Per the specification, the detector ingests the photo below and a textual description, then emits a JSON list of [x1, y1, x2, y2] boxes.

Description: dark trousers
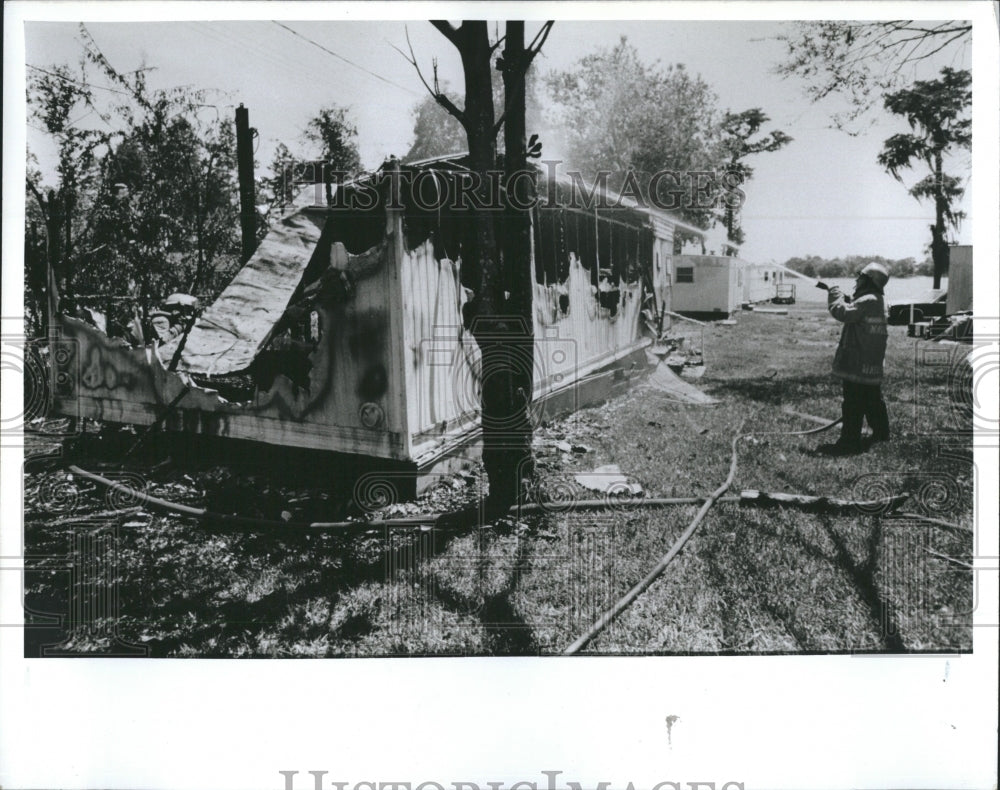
[[840, 380, 890, 444]]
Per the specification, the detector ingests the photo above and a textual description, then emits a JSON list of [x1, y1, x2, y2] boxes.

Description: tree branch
[[26, 179, 49, 218], [493, 22, 554, 136], [525, 21, 555, 65], [430, 21, 462, 47], [394, 26, 467, 128]]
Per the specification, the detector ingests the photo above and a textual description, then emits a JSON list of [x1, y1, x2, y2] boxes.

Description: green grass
[[22, 303, 975, 656]]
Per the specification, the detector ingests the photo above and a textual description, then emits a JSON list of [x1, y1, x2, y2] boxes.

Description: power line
[[187, 22, 310, 84], [26, 64, 130, 96], [271, 21, 420, 96]]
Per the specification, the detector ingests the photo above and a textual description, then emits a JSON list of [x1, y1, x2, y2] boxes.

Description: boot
[[870, 400, 890, 442], [819, 409, 864, 455]]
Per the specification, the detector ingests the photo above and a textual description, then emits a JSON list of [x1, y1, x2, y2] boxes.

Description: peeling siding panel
[[400, 240, 480, 461], [532, 255, 646, 395], [246, 238, 406, 458], [162, 209, 325, 375]]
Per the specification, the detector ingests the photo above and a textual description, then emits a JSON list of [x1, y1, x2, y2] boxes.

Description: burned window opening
[[597, 269, 621, 317], [250, 334, 315, 393], [325, 207, 384, 256], [563, 208, 597, 275], [188, 371, 256, 404], [533, 206, 568, 285]]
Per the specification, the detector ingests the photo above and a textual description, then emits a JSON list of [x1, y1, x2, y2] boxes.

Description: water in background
[[790, 275, 948, 305]]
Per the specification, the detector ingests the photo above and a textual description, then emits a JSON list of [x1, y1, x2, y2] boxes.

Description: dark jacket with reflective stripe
[[827, 285, 888, 384]]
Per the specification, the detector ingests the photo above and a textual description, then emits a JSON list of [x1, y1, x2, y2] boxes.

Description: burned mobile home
[[51, 155, 705, 494]]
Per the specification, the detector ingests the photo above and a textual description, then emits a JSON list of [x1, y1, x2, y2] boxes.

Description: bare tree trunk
[[426, 20, 551, 521], [931, 152, 947, 290], [484, 20, 535, 513], [439, 21, 522, 519]]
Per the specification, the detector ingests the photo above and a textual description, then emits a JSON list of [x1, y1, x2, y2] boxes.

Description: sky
[[19, 12, 975, 265]]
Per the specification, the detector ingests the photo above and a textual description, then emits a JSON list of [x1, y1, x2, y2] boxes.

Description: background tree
[[403, 69, 543, 164], [262, 105, 362, 211], [302, 104, 362, 173], [546, 37, 725, 230], [301, 104, 362, 205], [877, 67, 971, 289], [783, 253, 925, 280], [25, 61, 113, 333], [716, 109, 792, 248], [404, 89, 469, 162], [25, 25, 243, 337], [261, 142, 297, 216], [774, 20, 971, 132]]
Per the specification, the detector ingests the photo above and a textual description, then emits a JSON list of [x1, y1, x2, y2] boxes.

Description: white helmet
[[860, 262, 890, 289]]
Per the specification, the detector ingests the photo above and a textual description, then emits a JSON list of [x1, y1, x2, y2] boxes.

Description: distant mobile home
[[671, 255, 744, 319], [742, 261, 783, 305]]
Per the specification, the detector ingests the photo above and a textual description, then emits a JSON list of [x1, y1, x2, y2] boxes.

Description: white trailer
[[742, 261, 781, 305], [671, 255, 744, 318]]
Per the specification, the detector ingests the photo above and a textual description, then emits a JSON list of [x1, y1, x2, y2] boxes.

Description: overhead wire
[[27, 63, 129, 96], [271, 21, 421, 96], [186, 22, 314, 84]]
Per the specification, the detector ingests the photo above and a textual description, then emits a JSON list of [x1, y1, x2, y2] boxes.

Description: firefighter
[[818, 262, 891, 455]]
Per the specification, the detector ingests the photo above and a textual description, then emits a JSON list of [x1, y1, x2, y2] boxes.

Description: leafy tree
[[86, 109, 241, 320], [25, 24, 243, 337], [404, 89, 469, 162], [877, 67, 971, 289], [403, 69, 542, 163], [262, 142, 298, 213], [25, 61, 114, 332], [774, 21, 971, 131], [546, 37, 725, 229], [303, 104, 361, 170], [717, 109, 792, 247], [783, 254, 928, 280], [303, 104, 361, 205]]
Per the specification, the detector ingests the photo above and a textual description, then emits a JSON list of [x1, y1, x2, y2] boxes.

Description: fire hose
[[564, 424, 747, 655], [64, 414, 965, 655], [560, 413, 930, 655]]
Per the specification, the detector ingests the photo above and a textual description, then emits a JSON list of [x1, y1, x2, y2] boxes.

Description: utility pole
[[235, 104, 257, 263]]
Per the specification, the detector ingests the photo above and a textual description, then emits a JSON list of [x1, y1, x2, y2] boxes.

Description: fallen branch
[[68, 465, 400, 531], [68, 462, 914, 534], [739, 489, 909, 513]]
